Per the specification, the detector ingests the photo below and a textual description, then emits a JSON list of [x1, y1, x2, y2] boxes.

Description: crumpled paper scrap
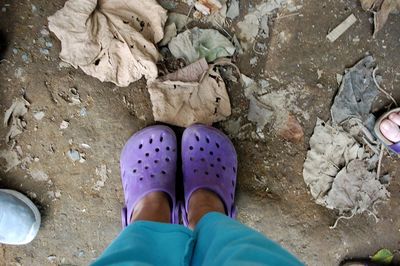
[[148, 58, 231, 127], [48, 0, 167, 87]]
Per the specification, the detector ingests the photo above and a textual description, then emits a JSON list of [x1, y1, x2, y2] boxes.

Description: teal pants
[[92, 212, 303, 266]]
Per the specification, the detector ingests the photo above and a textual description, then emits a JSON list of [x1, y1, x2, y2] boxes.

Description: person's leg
[[189, 190, 303, 266], [92, 192, 193, 266], [92, 126, 193, 266], [181, 125, 303, 266]]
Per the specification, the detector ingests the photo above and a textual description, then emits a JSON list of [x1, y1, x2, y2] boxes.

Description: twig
[[330, 211, 356, 229], [185, 4, 194, 31], [376, 143, 385, 178], [373, 67, 398, 107], [275, 12, 300, 20]]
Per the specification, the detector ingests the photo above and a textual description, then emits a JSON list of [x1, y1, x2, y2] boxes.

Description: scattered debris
[[168, 27, 235, 63], [237, 0, 287, 50], [276, 113, 304, 143], [226, 0, 239, 19], [48, 0, 168, 87], [148, 58, 231, 127], [60, 120, 69, 130], [4, 96, 30, 143], [360, 0, 400, 36], [160, 13, 193, 46], [195, 0, 222, 15], [93, 164, 109, 191], [326, 14, 357, 43], [33, 111, 45, 121], [79, 143, 91, 149], [29, 169, 49, 182], [241, 74, 306, 142], [0, 149, 21, 172]]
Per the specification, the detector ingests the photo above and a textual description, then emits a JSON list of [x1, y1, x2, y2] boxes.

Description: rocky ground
[[0, 0, 399, 265]]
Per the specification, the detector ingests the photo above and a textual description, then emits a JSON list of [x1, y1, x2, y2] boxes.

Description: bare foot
[[380, 112, 400, 143], [130, 192, 171, 224], [187, 189, 225, 230]]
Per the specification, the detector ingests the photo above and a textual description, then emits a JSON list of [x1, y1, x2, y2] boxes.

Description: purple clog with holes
[[120, 125, 178, 228], [181, 124, 238, 226]]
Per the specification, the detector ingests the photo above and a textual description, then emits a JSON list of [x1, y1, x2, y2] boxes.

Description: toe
[[388, 112, 400, 126], [380, 119, 400, 143]]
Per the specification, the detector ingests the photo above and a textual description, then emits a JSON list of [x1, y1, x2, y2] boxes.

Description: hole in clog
[[155, 148, 160, 152], [138, 160, 142, 164], [205, 171, 209, 175], [216, 174, 220, 178], [201, 158, 205, 162], [209, 151, 213, 155], [189, 146, 194, 150], [206, 137, 210, 143], [194, 169, 198, 173], [200, 147, 204, 151], [139, 177, 143, 181], [154, 160, 159, 164], [222, 166, 226, 170], [145, 153, 149, 157], [161, 171, 166, 175], [233, 167, 236, 173], [165, 158, 170, 162], [232, 180, 235, 187], [166, 146, 170, 151], [145, 166, 149, 170], [210, 163, 214, 167], [216, 142, 220, 148], [133, 169, 137, 173], [149, 138, 153, 144], [160, 136, 163, 142], [190, 157, 194, 161], [195, 135, 200, 141], [150, 174, 155, 178], [172, 148, 176, 152], [139, 144, 143, 149], [217, 158, 221, 162]]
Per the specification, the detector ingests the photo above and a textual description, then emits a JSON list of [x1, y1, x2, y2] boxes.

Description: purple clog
[[181, 124, 238, 226], [120, 125, 178, 228]]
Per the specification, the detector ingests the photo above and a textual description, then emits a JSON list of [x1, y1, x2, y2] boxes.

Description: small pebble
[[80, 107, 87, 117], [39, 48, 49, 55], [40, 28, 50, 36], [45, 41, 53, 48], [21, 53, 29, 63], [67, 149, 80, 161], [12, 48, 18, 54], [33, 111, 45, 120], [31, 4, 37, 13], [60, 120, 69, 129]]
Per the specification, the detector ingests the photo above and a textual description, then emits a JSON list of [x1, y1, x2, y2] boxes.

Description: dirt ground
[[0, 0, 399, 265]]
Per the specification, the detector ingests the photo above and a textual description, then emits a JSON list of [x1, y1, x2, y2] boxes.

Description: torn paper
[[48, 0, 167, 87], [168, 27, 235, 63], [148, 58, 231, 127]]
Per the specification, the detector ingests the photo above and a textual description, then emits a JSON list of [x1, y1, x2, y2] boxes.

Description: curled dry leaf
[[360, 0, 400, 35], [48, 0, 167, 87]]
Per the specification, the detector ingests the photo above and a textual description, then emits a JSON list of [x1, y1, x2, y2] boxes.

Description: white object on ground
[[326, 14, 357, 42]]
